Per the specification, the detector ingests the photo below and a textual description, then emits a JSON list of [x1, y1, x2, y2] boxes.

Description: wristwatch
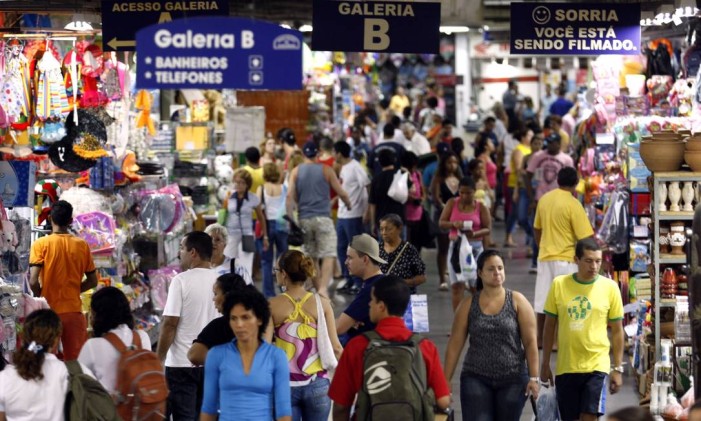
[[611, 365, 624, 373], [529, 377, 539, 382]]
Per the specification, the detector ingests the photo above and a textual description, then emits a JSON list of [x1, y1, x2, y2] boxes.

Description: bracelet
[[529, 377, 539, 382]]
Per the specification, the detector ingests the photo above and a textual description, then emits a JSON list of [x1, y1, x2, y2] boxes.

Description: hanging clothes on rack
[[0, 38, 31, 126]]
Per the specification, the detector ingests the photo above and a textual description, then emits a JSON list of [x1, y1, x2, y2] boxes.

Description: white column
[[454, 32, 471, 139]]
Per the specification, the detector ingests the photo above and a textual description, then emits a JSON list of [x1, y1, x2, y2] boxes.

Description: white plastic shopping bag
[[447, 234, 477, 286], [534, 382, 560, 421], [387, 169, 409, 204]]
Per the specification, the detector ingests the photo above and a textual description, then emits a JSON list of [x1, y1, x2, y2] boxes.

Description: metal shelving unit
[[652, 172, 701, 355]]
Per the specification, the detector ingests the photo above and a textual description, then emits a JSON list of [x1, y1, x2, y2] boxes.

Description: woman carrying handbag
[[269, 250, 343, 421]]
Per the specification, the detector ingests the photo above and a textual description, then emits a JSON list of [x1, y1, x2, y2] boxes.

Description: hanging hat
[[48, 109, 108, 172]]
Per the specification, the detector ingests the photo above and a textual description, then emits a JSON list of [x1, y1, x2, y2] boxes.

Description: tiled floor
[[327, 219, 641, 420]]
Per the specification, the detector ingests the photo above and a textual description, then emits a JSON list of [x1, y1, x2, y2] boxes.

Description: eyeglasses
[[273, 267, 280, 274]]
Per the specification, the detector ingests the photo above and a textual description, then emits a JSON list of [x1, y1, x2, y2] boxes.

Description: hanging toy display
[[0, 39, 31, 128]]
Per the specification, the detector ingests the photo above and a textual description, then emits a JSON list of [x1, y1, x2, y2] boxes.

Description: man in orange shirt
[[29, 200, 97, 360]]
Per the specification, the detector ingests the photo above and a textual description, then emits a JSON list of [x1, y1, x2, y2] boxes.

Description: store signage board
[[135, 17, 303, 90], [101, 0, 229, 51], [510, 3, 641, 55], [311, 0, 440, 53]]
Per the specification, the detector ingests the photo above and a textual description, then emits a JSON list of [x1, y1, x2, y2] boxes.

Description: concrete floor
[[325, 220, 641, 420]]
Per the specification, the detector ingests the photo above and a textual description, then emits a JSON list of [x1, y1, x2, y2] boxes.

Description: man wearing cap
[[287, 141, 352, 296], [336, 234, 386, 339]]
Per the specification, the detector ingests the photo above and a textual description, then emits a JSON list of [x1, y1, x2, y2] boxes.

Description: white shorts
[[534, 260, 578, 313]]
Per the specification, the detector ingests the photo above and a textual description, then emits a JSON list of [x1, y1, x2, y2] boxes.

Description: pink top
[[449, 200, 483, 239], [405, 171, 424, 222], [526, 151, 574, 201], [479, 156, 497, 189]]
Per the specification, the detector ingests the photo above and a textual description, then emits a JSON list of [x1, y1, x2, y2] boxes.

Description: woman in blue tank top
[[442, 249, 540, 421]]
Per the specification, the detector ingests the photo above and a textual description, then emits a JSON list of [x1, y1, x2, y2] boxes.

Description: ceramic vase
[[661, 267, 678, 298], [669, 181, 682, 212], [696, 182, 701, 205], [659, 182, 668, 212], [683, 182, 695, 211], [670, 222, 686, 255]]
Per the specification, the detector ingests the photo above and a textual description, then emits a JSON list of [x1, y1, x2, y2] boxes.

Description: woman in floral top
[[378, 213, 426, 294]]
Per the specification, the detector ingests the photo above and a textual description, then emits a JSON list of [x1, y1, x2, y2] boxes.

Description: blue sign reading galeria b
[[136, 17, 303, 90], [510, 3, 641, 55]]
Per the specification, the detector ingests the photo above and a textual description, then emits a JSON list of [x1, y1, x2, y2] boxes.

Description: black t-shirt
[[193, 316, 234, 348], [370, 170, 406, 223]]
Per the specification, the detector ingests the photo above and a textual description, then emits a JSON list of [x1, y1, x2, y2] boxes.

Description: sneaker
[[349, 284, 361, 295], [439, 283, 449, 291], [529, 265, 538, 274]]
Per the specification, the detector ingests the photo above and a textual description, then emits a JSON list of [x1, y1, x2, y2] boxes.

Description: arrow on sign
[[107, 38, 136, 50]]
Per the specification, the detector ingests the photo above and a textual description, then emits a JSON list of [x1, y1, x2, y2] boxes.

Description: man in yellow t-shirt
[[540, 238, 624, 421], [533, 167, 594, 346]]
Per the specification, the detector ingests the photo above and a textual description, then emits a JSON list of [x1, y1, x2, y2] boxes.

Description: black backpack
[[356, 331, 435, 421]]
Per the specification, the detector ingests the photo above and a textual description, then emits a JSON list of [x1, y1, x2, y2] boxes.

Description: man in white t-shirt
[[402, 122, 431, 156], [334, 140, 371, 294], [157, 231, 219, 420]]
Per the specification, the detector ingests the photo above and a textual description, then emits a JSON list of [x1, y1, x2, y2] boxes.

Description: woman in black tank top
[[443, 249, 540, 421], [430, 152, 461, 291]]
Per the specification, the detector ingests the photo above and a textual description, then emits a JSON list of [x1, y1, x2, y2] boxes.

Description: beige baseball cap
[[350, 234, 387, 265]]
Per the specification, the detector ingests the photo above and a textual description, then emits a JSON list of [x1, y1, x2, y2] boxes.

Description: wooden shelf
[[659, 254, 687, 264], [654, 171, 701, 181], [659, 211, 695, 220]]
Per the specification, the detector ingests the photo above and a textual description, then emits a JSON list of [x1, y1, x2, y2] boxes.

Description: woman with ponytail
[[443, 249, 540, 421], [269, 250, 342, 421], [0, 309, 93, 420]]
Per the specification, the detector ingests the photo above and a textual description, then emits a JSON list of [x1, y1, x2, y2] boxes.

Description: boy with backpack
[[328, 275, 451, 420]]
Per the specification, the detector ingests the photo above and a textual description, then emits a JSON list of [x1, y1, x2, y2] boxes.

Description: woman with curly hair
[[269, 250, 342, 421], [0, 309, 94, 420], [78, 286, 152, 395], [201, 288, 292, 421]]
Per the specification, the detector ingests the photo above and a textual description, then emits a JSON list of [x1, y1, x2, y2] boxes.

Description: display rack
[[652, 172, 700, 356]]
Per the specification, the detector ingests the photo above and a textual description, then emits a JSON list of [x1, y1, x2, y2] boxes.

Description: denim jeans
[[337, 217, 364, 286], [256, 220, 289, 298], [460, 371, 529, 421], [506, 188, 533, 241], [165, 366, 204, 421], [291, 377, 331, 421]]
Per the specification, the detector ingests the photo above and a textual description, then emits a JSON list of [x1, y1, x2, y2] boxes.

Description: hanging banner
[[311, 0, 440, 53], [102, 0, 229, 51], [136, 17, 303, 90], [510, 3, 641, 55]]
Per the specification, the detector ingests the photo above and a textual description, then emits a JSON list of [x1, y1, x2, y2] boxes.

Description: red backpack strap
[[103, 332, 128, 353], [131, 330, 142, 350]]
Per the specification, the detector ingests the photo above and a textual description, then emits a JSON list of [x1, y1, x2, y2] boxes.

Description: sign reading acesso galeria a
[[510, 3, 641, 55]]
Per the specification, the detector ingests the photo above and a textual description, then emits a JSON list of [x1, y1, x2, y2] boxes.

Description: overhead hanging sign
[[101, 0, 229, 51], [510, 3, 641, 55], [135, 17, 304, 90], [311, 0, 440, 53]]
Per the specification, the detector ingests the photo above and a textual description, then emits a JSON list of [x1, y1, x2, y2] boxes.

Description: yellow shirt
[[534, 189, 593, 262], [543, 274, 624, 375], [508, 143, 531, 187], [559, 129, 571, 154], [242, 165, 264, 219], [389, 94, 410, 116]]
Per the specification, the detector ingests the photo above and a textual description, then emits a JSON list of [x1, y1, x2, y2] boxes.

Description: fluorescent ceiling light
[[280, 24, 291, 29], [440, 26, 469, 34], [299, 24, 313, 32]]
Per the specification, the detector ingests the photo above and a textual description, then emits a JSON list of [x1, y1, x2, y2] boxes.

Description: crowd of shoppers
[[3, 79, 629, 421]]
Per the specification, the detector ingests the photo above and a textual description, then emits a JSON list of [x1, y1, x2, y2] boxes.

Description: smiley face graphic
[[532, 6, 551, 25]]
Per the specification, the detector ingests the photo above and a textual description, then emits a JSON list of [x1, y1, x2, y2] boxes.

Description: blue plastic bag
[[535, 382, 560, 421]]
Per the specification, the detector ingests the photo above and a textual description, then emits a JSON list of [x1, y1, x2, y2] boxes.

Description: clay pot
[[652, 131, 683, 141], [685, 150, 701, 171], [678, 129, 692, 137], [640, 139, 685, 172], [685, 140, 701, 151]]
